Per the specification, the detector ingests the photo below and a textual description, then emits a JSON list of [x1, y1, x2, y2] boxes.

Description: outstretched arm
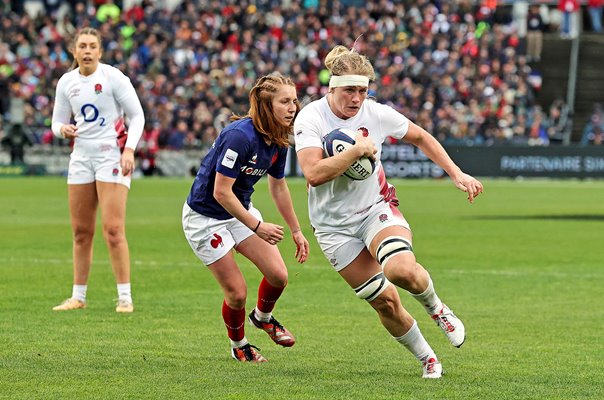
[[403, 121, 484, 203]]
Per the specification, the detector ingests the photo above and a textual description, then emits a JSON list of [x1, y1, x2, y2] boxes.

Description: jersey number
[[81, 104, 106, 126]]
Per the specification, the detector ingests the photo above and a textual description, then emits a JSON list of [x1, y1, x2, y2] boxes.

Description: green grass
[[1, 177, 603, 399]]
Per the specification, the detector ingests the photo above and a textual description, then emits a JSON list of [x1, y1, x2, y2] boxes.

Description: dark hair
[[69, 28, 102, 71], [232, 74, 299, 148]]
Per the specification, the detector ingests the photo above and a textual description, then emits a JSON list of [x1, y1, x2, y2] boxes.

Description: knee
[[267, 272, 288, 288], [383, 257, 418, 287], [72, 226, 94, 247], [225, 288, 247, 309], [103, 224, 125, 248], [264, 266, 288, 288], [370, 291, 400, 318]]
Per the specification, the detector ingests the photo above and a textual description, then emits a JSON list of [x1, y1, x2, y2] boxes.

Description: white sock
[[230, 338, 249, 348], [254, 307, 271, 323], [117, 283, 132, 303], [393, 320, 437, 363], [410, 277, 443, 315], [72, 285, 87, 302]]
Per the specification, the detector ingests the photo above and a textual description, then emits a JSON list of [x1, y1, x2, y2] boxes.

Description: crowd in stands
[[1, 0, 602, 172]]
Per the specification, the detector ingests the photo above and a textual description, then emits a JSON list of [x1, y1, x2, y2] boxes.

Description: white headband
[[329, 75, 370, 88]]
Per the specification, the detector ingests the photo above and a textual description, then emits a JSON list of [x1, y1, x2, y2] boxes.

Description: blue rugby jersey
[[186, 118, 288, 220]]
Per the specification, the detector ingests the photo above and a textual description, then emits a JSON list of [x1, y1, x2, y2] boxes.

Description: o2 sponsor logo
[[80, 103, 106, 126]]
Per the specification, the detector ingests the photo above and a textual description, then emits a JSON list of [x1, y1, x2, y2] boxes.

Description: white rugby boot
[[422, 357, 443, 379], [431, 304, 465, 348]]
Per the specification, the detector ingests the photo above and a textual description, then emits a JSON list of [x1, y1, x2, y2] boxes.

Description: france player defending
[[182, 74, 309, 362], [294, 45, 483, 378], [51, 28, 144, 313]]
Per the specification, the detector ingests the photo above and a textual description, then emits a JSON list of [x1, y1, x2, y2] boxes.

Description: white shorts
[[182, 202, 262, 265], [68, 141, 131, 188], [314, 200, 410, 272]]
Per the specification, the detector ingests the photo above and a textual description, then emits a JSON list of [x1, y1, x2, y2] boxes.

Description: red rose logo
[[95, 83, 102, 94]]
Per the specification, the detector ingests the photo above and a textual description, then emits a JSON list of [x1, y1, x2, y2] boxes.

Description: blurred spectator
[[167, 119, 188, 150], [558, 0, 579, 39], [538, 4, 552, 32], [1, 123, 33, 164], [580, 103, 604, 145], [545, 99, 569, 144], [97, 0, 121, 24], [527, 105, 550, 146], [526, 5, 545, 62], [587, 0, 604, 33]]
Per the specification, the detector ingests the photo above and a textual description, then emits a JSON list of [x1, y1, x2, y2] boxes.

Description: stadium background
[[0, 0, 603, 178], [1, 2, 603, 399]]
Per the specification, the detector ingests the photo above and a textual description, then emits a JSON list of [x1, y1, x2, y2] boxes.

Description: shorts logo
[[221, 149, 238, 169], [95, 83, 102, 94], [210, 233, 223, 249], [112, 168, 119, 176], [379, 214, 388, 223], [329, 258, 338, 267]]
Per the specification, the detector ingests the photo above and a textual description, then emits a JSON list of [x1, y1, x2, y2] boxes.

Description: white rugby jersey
[[294, 96, 409, 231], [52, 63, 144, 152]]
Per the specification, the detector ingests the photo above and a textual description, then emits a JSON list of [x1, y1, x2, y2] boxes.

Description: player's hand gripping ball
[[322, 128, 375, 180]]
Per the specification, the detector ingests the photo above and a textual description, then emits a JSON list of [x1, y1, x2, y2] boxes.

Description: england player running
[[51, 28, 144, 313], [182, 74, 309, 362], [294, 45, 483, 378]]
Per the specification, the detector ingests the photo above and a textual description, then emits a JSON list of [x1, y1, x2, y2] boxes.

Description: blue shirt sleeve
[[215, 130, 250, 179]]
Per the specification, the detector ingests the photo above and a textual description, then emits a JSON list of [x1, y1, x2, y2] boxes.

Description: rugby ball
[[323, 128, 375, 180]]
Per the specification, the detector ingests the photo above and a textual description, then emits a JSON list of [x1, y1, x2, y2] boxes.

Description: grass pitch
[[1, 177, 603, 399]]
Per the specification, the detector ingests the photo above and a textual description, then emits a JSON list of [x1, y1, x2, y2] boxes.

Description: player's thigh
[[228, 205, 287, 283], [208, 252, 248, 302], [337, 248, 383, 289], [236, 235, 287, 284], [96, 181, 128, 229], [68, 183, 98, 232]]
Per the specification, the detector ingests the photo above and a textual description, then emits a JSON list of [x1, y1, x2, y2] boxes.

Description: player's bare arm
[[268, 176, 309, 263], [403, 121, 483, 203]]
